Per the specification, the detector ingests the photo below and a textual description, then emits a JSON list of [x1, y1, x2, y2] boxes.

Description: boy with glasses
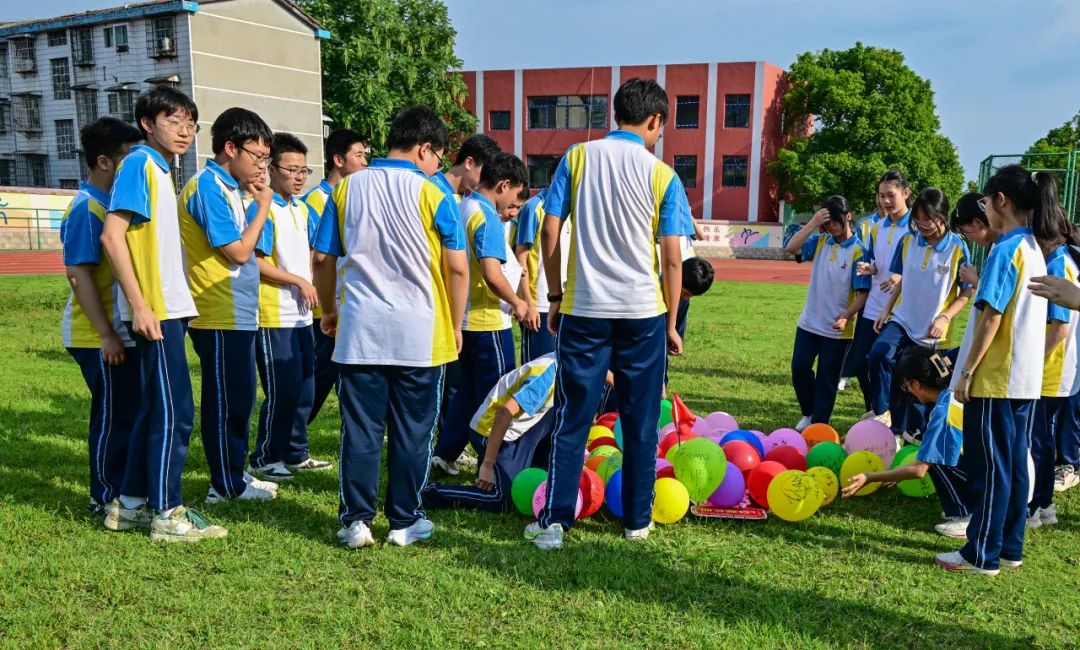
[[248, 132, 332, 481], [179, 107, 278, 504], [100, 86, 227, 541]]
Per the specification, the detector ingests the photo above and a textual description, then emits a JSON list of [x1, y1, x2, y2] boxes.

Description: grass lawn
[[1, 274, 1078, 648]]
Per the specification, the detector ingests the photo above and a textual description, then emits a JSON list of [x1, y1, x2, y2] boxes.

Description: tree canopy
[[769, 43, 964, 213]]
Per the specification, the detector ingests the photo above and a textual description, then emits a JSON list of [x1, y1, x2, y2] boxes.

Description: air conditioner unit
[[158, 36, 174, 55]]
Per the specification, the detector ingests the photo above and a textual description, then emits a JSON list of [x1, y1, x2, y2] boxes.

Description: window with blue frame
[[674, 155, 698, 189], [722, 156, 748, 187], [528, 95, 607, 130], [675, 96, 699, 129], [527, 155, 561, 189], [724, 94, 751, 128]]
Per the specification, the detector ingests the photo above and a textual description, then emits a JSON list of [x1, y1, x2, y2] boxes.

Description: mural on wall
[[0, 189, 74, 231], [697, 222, 783, 249]]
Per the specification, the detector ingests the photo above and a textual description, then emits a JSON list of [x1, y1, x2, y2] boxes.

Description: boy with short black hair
[[527, 78, 691, 549], [431, 151, 531, 475], [303, 128, 369, 425], [313, 106, 468, 549], [431, 133, 500, 200], [179, 107, 277, 504], [247, 132, 332, 482], [101, 86, 227, 541], [62, 117, 143, 516]]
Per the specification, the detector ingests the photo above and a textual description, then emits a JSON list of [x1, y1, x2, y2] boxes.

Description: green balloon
[[511, 467, 548, 517], [807, 441, 847, 480], [891, 444, 920, 469], [598, 455, 624, 483], [658, 399, 674, 429], [672, 437, 727, 502], [892, 445, 937, 498]]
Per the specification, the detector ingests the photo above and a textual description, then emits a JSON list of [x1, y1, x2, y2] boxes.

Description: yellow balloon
[[806, 466, 839, 506], [767, 470, 823, 522], [588, 425, 612, 443], [840, 450, 885, 496], [652, 478, 690, 524]]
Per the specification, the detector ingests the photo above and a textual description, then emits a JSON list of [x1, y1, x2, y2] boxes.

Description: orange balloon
[[585, 454, 607, 472], [802, 423, 840, 448]]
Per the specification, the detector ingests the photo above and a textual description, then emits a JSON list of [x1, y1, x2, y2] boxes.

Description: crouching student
[[664, 256, 715, 390], [785, 196, 871, 432], [422, 353, 557, 511], [842, 346, 974, 538], [62, 117, 144, 515]]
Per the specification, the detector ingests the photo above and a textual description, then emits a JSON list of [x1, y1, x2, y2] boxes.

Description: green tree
[[1023, 111, 1079, 171], [297, 0, 476, 151], [769, 43, 964, 213]]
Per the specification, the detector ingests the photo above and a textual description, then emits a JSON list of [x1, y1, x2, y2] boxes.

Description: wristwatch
[[960, 368, 975, 379], [547, 292, 563, 303]]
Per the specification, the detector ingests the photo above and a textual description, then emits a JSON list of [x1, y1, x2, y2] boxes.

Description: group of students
[[788, 166, 1080, 574], [61, 79, 718, 550]]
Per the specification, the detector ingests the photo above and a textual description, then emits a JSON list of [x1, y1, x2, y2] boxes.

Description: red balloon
[[578, 468, 605, 517], [659, 429, 699, 459], [748, 461, 786, 508], [596, 412, 619, 429], [765, 445, 808, 471], [657, 465, 677, 480], [721, 440, 762, 475], [587, 436, 619, 453]]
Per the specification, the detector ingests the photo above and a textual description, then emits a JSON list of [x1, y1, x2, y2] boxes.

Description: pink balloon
[[765, 428, 808, 455], [750, 430, 767, 443], [532, 480, 583, 519], [655, 458, 673, 474], [844, 420, 897, 467], [705, 411, 739, 434], [691, 418, 716, 435], [658, 423, 678, 437]]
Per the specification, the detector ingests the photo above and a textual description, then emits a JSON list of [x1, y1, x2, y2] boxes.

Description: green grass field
[[1, 274, 1078, 648]]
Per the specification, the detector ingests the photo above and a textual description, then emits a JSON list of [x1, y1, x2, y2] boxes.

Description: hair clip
[[1031, 171, 1039, 184], [930, 353, 952, 378]]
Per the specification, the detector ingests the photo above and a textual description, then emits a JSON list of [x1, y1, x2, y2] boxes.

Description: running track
[[0, 251, 811, 284]]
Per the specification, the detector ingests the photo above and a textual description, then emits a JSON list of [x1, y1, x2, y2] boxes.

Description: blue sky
[[14, 0, 1080, 180]]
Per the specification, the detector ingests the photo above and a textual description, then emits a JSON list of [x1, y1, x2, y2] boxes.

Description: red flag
[[671, 393, 697, 442]]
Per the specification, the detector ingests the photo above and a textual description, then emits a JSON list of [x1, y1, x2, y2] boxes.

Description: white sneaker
[[430, 456, 460, 476], [1040, 503, 1058, 526], [243, 471, 280, 494], [206, 482, 276, 504], [1026, 509, 1043, 529], [935, 550, 998, 576], [103, 499, 152, 531], [247, 462, 293, 483], [454, 452, 478, 469], [337, 521, 376, 549], [838, 377, 850, 391], [999, 558, 1023, 569], [387, 518, 434, 547], [859, 410, 876, 421], [934, 515, 970, 539], [625, 521, 655, 541], [286, 457, 333, 472], [1054, 466, 1079, 492], [902, 429, 923, 446], [524, 521, 564, 550], [795, 415, 812, 433], [873, 411, 893, 428]]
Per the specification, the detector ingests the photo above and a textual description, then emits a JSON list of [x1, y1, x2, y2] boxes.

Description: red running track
[[0, 251, 810, 284]]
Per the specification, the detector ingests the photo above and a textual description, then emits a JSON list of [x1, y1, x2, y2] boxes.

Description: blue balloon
[[605, 469, 624, 519], [719, 430, 766, 458], [613, 418, 623, 450]]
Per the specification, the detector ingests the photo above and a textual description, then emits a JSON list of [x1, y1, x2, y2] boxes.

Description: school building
[[460, 61, 788, 224], [0, 0, 329, 190]]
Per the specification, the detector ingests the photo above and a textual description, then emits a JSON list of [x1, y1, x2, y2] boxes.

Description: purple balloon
[[655, 457, 673, 473], [705, 411, 739, 434], [691, 418, 716, 435], [844, 420, 897, 466], [766, 428, 808, 455], [658, 423, 677, 438], [707, 461, 747, 507]]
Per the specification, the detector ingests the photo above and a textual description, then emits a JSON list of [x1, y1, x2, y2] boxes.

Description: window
[[675, 96, 700, 129], [527, 155, 560, 189], [103, 27, 112, 48], [103, 25, 129, 51], [489, 110, 511, 131], [50, 58, 71, 100], [75, 89, 99, 128], [59, 179, 79, 189], [0, 160, 12, 186], [148, 17, 177, 58], [527, 95, 608, 130], [12, 38, 36, 74], [108, 90, 138, 122], [722, 156, 748, 187], [724, 94, 751, 129], [72, 28, 94, 66], [0, 45, 8, 78], [0, 104, 8, 134], [12, 94, 43, 132], [55, 120, 76, 159], [47, 30, 67, 47], [17, 155, 49, 187], [673, 155, 698, 189]]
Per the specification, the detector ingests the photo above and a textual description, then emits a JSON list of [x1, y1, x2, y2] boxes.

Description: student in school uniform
[[526, 78, 691, 550], [939, 165, 1058, 576], [422, 353, 557, 511], [514, 162, 572, 364], [850, 170, 913, 419], [100, 86, 227, 541], [663, 256, 716, 392], [178, 107, 277, 504], [784, 196, 871, 432], [312, 106, 468, 549], [302, 129, 369, 425], [431, 152, 531, 475], [868, 188, 972, 443], [247, 132, 333, 483], [843, 346, 974, 538], [61, 117, 143, 516], [430, 134, 500, 201], [839, 195, 886, 391]]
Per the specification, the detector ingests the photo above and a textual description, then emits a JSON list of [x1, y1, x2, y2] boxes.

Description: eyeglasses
[[428, 144, 444, 167], [157, 118, 199, 135], [240, 145, 271, 167], [272, 164, 312, 178]]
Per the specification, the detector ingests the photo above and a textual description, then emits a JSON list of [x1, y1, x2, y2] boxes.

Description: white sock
[[118, 495, 147, 509]]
